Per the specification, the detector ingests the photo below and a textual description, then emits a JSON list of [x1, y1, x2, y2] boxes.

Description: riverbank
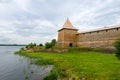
[[16, 50, 120, 80]]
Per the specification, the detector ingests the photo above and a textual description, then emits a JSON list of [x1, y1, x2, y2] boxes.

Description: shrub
[[45, 39, 57, 49], [20, 47, 25, 51], [39, 43, 43, 46], [51, 39, 56, 46], [114, 38, 120, 59], [45, 42, 52, 49], [26, 43, 36, 49]]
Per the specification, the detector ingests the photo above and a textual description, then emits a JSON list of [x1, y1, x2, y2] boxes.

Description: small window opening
[[69, 43, 73, 47], [116, 28, 119, 31]]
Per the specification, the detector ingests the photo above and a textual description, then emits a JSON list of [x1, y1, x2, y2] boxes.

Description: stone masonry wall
[[77, 27, 120, 48], [58, 29, 78, 47]]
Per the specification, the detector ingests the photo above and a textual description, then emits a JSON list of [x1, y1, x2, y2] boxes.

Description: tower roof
[[63, 18, 77, 29], [58, 18, 78, 31]]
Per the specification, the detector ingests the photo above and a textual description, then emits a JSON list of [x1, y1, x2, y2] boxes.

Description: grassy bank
[[16, 50, 120, 80]]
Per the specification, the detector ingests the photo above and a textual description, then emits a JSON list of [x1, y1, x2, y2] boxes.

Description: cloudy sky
[[0, 0, 120, 44]]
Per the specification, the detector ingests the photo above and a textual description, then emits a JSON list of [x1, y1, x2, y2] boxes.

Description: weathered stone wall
[[57, 30, 64, 47], [77, 27, 120, 48], [57, 29, 78, 47]]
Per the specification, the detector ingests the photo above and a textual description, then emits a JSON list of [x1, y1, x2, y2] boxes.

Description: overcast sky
[[0, 0, 120, 44]]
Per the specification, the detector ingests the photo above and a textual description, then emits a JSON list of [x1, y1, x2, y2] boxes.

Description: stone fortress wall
[[77, 26, 120, 48], [57, 19, 120, 48]]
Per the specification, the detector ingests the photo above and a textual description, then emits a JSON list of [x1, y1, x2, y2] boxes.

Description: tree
[[45, 39, 57, 49], [39, 43, 43, 46], [26, 43, 36, 49], [33, 43, 36, 46], [51, 39, 56, 46], [114, 38, 120, 59], [45, 42, 52, 49]]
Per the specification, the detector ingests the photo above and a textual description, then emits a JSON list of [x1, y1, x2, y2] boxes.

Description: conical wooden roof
[[58, 18, 78, 31]]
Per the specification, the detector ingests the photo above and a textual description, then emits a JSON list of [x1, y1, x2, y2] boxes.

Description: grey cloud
[[0, 0, 10, 3], [10, 19, 58, 38], [13, 22, 38, 36], [0, 0, 120, 44], [0, 36, 11, 44]]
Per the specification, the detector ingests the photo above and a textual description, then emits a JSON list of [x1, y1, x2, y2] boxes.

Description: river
[[0, 46, 52, 80]]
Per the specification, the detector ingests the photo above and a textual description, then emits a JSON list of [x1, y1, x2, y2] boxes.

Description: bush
[[45, 42, 52, 49], [114, 38, 120, 59], [51, 39, 56, 46], [20, 47, 25, 51], [39, 43, 43, 46], [26, 43, 36, 49], [45, 39, 57, 49]]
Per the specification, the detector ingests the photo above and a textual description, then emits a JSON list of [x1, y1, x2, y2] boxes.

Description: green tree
[[51, 39, 56, 46], [39, 43, 43, 46], [45, 39, 57, 49], [114, 38, 120, 59], [33, 43, 36, 46], [45, 42, 52, 49], [26, 43, 36, 49]]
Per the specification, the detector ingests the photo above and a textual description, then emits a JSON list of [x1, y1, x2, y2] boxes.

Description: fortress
[[57, 18, 120, 48]]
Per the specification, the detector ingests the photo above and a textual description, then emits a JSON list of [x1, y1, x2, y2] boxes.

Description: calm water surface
[[0, 46, 52, 80]]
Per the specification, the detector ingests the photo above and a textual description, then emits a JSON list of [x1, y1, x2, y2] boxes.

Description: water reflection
[[0, 46, 52, 80]]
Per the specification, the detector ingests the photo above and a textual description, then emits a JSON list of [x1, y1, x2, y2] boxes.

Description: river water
[[0, 46, 52, 80]]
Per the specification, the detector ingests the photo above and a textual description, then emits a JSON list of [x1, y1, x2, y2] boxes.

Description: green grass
[[16, 50, 120, 80]]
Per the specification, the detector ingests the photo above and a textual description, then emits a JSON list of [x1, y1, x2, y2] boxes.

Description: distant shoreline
[[0, 44, 26, 46]]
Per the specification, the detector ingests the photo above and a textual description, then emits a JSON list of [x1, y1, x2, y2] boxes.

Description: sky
[[0, 0, 120, 44]]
